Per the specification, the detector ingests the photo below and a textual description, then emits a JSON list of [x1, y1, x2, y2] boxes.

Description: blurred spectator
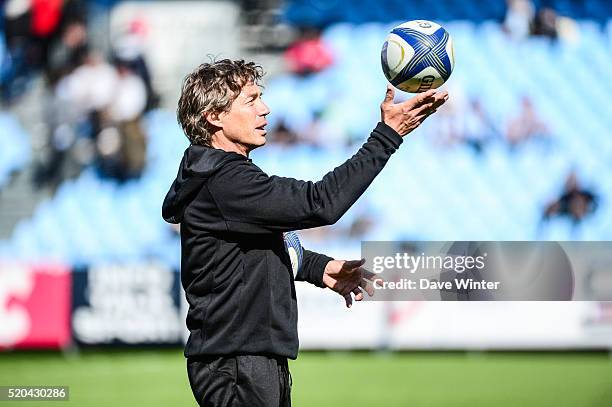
[[46, 19, 89, 85], [108, 64, 147, 123], [284, 27, 333, 76], [1, 0, 88, 102], [555, 15, 579, 44], [95, 121, 146, 182], [299, 210, 377, 244], [427, 85, 498, 154], [268, 120, 300, 146], [3, 1, 32, 46], [101, 63, 148, 181], [111, 19, 159, 110], [88, 57, 147, 181], [462, 98, 499, 154], [542, 171, 599, 228], [36, 49, 149, 186], [531, 7, 559, 40], [347, 211, 375, 239], [505, 96, 551, 148], [429, 83, 468, 147], [430, 84, 496, 153], [31, 0, 63, 36], [3, 0, 153, 190], [301, 110, 347, 148], [2, 0, 36, 101], [35, 52, 116, 188], [54, 52, 117, 116], [504, 0, 535, 41]]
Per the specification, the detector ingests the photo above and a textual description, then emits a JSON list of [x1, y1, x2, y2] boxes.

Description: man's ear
[[204, 110, 224, 129]]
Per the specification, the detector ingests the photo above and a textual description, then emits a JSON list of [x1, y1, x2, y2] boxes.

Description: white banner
[[296, 286, 612, 349]]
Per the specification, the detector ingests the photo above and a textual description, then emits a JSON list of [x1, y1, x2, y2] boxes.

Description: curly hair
[[177, 59, 264, 146]]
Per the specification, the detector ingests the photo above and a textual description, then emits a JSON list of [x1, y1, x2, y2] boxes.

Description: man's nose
[[258, 101, 271, 116]]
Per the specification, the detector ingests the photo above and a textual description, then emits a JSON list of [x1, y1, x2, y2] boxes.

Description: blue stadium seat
[[284, 0, 612, 26]]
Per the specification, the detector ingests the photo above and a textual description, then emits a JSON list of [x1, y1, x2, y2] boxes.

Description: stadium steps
[[0, 78, 53, 238], [0, 166, 51, 239]]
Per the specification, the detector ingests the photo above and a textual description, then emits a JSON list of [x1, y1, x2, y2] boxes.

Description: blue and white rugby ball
[[381, 20, 454, 93]]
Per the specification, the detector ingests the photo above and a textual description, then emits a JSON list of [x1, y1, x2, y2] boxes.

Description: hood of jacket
[[162, 145, 247, 224]]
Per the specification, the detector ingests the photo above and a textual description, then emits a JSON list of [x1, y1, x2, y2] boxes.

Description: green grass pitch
[[0, 349, 611, 406]]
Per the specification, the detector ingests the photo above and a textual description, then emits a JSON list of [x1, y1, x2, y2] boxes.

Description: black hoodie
[[162, 122, 403, 359]]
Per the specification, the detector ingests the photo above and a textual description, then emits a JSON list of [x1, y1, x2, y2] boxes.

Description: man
[[162, 59, 447, 406], [541, 171, 599, 238]]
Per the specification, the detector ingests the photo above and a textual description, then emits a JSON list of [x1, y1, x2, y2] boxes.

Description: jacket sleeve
[[206, 122, 403, 234], [295, 249, 334, 288]]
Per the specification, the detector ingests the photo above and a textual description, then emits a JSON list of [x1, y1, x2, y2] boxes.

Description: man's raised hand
[[380, 84, 449, 136]]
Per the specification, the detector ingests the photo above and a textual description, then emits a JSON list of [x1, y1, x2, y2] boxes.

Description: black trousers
[[187, 355, 292, 407]]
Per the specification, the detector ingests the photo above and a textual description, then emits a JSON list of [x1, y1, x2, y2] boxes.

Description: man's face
[[217, 82, 270, 152]]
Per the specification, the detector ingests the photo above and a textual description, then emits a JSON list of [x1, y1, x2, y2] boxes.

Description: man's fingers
[[382, 84, 395, 104], [402, 89, 446, 110], [342, 258, 366, 271], [366, 273, 385, 288], [340, 285, 353, 296], [413, 115, 431, 127], [437, 90, 449, 100], [344, 294, 353, 308], [419, 89, 437, 99], [361, 269, 379, 281], [431, 91, 449, 108], [352, 287, 364, 301], [410, 89, 436, 107], [414, 112, 433, 123], [413, 102, 435, 117], [360, 278, 375, 296], [415, 100, 445, 122], [415, 107, 440, 124]]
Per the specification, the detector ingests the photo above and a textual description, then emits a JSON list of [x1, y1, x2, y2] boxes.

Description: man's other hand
[[322, 259, 378, 308], [380, 84, 449, 136]]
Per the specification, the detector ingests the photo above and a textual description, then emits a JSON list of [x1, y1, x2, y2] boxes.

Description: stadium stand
[[1, 1, 611, 266], [0, 110, 185, 265], [261, 18, 612, 246]]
